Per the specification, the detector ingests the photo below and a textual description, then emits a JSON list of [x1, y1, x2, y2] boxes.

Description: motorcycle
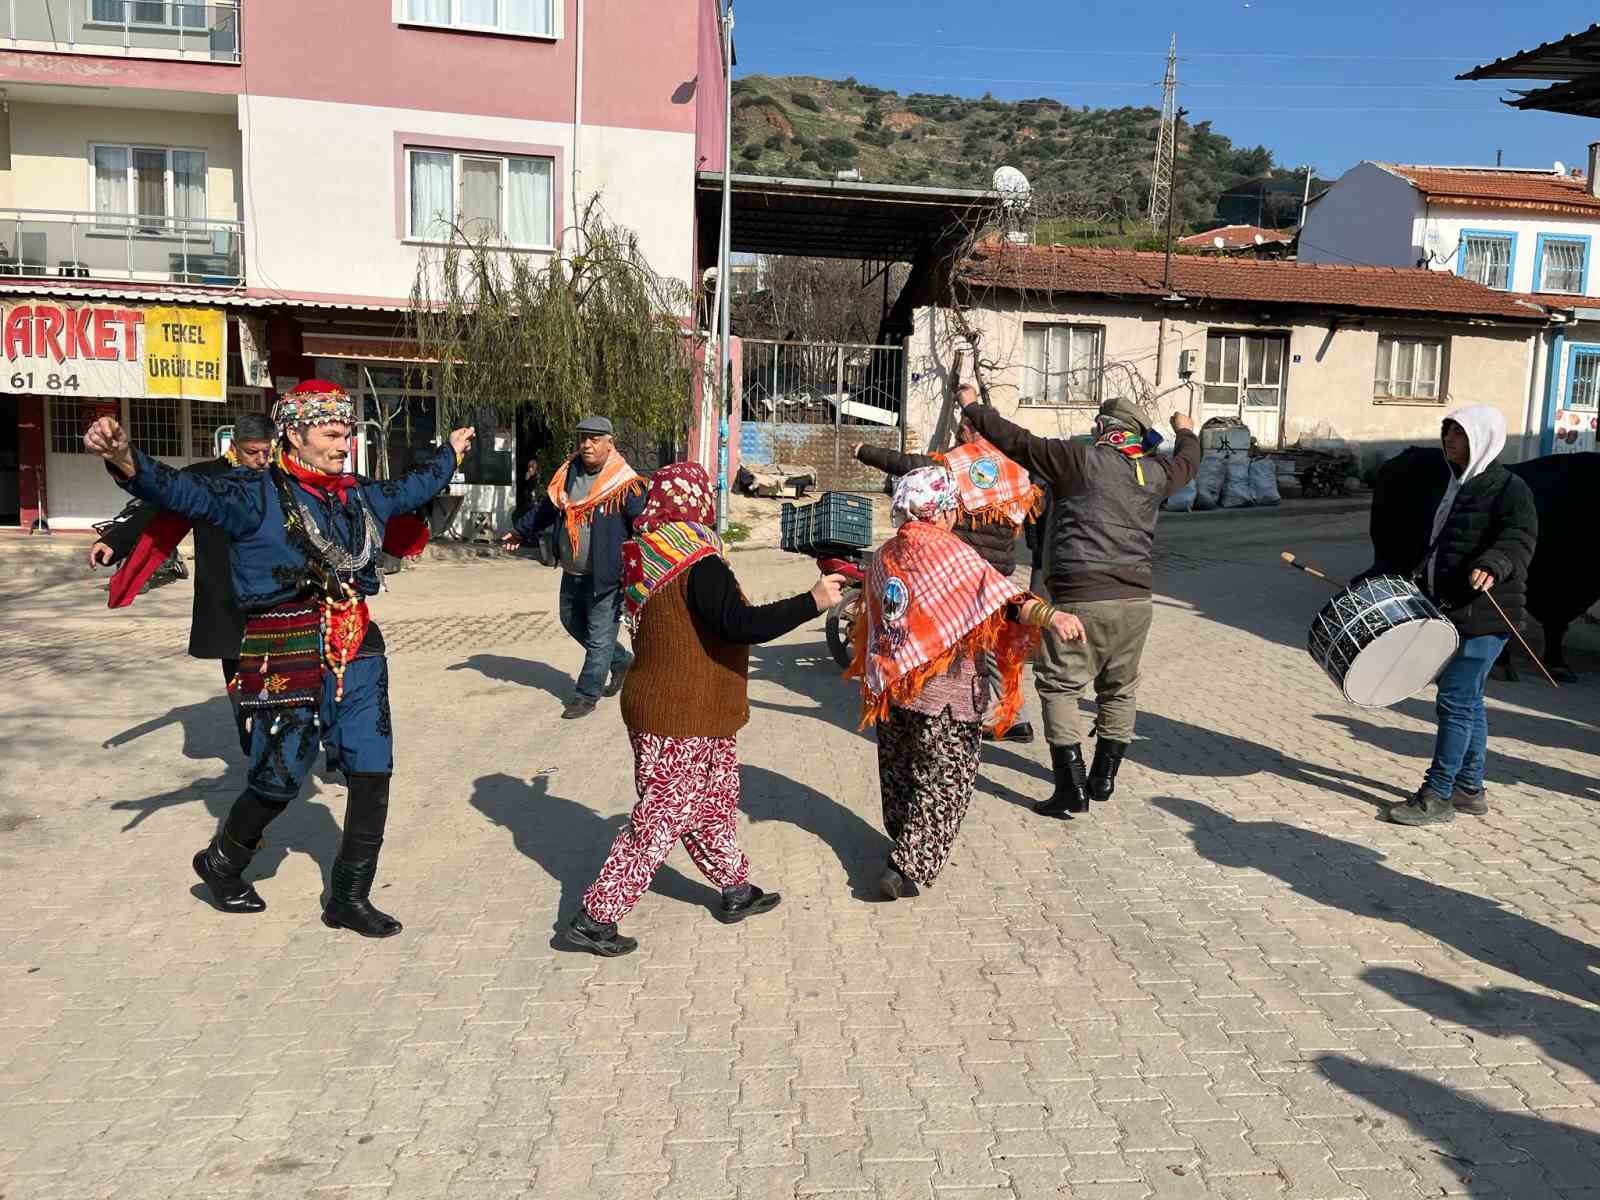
[[817, 550, 866, 670]]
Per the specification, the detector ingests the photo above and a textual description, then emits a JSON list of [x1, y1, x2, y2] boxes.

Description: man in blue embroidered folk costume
[[86, 381, 475, 937]]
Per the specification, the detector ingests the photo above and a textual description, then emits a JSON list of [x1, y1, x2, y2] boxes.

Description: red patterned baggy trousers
[[581, 731, 752, 924]]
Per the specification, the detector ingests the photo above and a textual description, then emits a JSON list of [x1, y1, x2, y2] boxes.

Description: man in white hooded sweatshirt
[[1366, 405, 1538, 826]]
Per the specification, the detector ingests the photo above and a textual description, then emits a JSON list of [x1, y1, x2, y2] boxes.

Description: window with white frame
[[1374, 336, 1446, 401], [92, 144, 206, 233], [1203, 332, 1285, 412], [1020, 324, 1103, 406], [91, 0, 209, 29], [401, 0, 554, 37], [1460, 234, 1513, 290], [407, 148, 554, 248], [1540, 237, 1587, 293]]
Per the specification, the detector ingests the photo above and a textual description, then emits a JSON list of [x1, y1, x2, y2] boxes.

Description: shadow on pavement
[[983, 710, 1412, 810], [468, 772, 719, 936], [1317, 1056, 1593, 1196], [1361, 967, 1600, 1085], [1318, 708, 1600, 804], [739, 763, 892, 899], [746, 639, 863, 733], [102, 696, 238, 765], [447, 654, 573, 701], [1154, 796, 1600, 1005]]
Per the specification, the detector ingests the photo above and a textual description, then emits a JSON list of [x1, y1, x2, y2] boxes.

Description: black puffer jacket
[[856, 444, 1020, 575], [1368, 447, 1538, 637]]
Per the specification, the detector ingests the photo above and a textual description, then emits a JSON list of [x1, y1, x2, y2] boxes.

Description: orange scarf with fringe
[[932, 436, 1042, 526], [547, 453, 645, 551], [846, 520, 1039, 735]]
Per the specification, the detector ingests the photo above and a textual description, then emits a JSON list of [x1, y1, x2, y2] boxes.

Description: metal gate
[[739, 338, 906, 491]]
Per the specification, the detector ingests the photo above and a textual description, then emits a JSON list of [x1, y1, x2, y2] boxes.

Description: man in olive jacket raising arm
[[961, 391, 1201, 818]]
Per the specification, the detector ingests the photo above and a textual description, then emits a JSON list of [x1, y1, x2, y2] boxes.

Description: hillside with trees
[[730, 74, 1326, 242]]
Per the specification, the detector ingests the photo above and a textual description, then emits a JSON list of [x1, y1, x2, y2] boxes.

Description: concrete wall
[[909, 297, 1544, 473], [6, 101, 241, 219], [1300, 163, 1423, 269], [1416, 205, 1600, 295]]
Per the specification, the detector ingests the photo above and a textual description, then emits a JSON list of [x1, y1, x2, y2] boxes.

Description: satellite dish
[[1253, 234, 1264, 245], [993, 165, 1033, 209], [1555, 160, 1567, 175], [1213, 236, 1225, 249]]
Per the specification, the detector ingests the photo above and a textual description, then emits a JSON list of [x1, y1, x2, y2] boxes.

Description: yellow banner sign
[[143, 306, 226, 402]]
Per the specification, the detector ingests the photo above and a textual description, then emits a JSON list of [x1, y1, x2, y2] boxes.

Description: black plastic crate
[[781, 492, 873, 554]]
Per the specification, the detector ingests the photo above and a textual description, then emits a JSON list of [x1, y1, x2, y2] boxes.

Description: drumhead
[[1342, 618, 1459, 708]]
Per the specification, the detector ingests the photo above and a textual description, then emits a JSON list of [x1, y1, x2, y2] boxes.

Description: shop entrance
[[0, 402, 19, 526]]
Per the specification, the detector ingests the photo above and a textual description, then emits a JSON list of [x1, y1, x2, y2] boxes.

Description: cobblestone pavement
[[2, 507, 1599, 1200]]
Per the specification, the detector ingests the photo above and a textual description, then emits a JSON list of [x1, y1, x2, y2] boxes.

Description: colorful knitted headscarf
[[622, 462, 724, 631], [890, 465, 959, 528], [272, 380, 354, 431]]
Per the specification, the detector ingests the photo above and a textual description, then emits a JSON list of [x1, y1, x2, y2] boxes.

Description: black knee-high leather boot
[[193, 788, 286, 913], [322, 773, 402, 938]]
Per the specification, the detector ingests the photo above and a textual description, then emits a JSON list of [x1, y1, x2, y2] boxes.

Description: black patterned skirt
[[876, 705, 983, 886]]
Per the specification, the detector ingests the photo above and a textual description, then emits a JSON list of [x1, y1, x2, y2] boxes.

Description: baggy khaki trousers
[[1034, 596, 1154, 746]]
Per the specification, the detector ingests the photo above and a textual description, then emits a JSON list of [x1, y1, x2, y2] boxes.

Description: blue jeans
[[559, 572, 632, 701], [1423, 634, 1508, 798], [246, 655, 393, 803]]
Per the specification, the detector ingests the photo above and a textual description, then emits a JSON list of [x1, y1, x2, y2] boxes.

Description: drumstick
[[1280, 552, 1347, 590], [1482, 587, 1560, 689]]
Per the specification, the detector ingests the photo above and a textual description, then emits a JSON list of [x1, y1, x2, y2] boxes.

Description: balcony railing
[[0, 208, 245, 287], [1, 0, 240, 63]]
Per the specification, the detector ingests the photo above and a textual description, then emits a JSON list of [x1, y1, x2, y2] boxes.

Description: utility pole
[[715, 0, 735, 533], [1148, 34, 1178, 234], [1161, 106, 1188, 295]]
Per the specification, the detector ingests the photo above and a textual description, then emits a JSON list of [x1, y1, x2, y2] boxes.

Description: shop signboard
[[1, 301, 227, 402]]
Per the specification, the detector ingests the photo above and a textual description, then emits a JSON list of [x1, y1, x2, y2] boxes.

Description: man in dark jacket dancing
[[1367, 406, 1537, 826], [89, 412, 277, 756], [963, 395, 1201, 817]]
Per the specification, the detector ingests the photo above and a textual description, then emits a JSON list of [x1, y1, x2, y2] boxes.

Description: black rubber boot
[[1088, 738, 1129, 802], [716, 884, 781, 924], [563, 910, 640, 957], [321, 774, 402, 938], [192, 787, 284, 913], [1034, 744, 1090, 817]]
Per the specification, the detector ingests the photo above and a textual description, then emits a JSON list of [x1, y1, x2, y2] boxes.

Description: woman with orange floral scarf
[[850, 466, 1084, 900]]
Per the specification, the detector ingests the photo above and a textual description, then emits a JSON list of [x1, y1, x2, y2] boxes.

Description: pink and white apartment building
[[0, 0, 727, 529]]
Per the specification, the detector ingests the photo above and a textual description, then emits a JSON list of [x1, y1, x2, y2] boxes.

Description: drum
[[1307, 576, 1459, 708]]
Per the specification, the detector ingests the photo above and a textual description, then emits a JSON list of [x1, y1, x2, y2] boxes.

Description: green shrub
[[740, 144, 763, 161], [790, 92, 822, 112], [765, 133, 787, 150], [820, 136, 858, 159]]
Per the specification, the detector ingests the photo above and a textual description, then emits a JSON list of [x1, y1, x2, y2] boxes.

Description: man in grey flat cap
[[503, 416, 647, 719]]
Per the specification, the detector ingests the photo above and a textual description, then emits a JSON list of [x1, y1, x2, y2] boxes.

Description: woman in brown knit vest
[[563, 463, 844, 957]]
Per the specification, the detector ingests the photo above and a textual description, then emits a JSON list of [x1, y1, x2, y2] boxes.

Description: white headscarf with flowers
[[891, 465, 960, 528]]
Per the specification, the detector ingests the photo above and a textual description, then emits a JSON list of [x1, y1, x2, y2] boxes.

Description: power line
[[778, 37, 1483, 62]]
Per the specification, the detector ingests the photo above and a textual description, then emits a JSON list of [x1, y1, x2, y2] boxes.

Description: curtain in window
[[132, 148, 167, 227], [460, 0, 497, 25], [407, 0, 451, 19], [409, 151, 453, 239], [1543, 240, 1585, 293], [1464, 237, 1511, 289], [172, 151, 206, 225], [460, 158, 502, 239], [503, 0, 550, 34], [1414, 342, 1439, 399], [1021, 327, 1047, 405], [506, 157, 552, 246], [93, 146, 130, 217]]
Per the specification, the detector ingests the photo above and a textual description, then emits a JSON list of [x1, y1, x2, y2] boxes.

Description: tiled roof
[[1177, 224, 1295, 249], [1380, 163, 1600, 215], [959, 242, 1548, 322]]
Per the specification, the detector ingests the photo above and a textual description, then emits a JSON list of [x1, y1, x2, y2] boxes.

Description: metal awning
[[1458, 23, 1600, 115], [303, 335, 435, 363], [696, 172, 999, 263], [0, 279, 414, 312]]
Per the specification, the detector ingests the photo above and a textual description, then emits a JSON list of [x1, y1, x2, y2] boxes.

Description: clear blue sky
[[733, 1, 1600, 179]]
